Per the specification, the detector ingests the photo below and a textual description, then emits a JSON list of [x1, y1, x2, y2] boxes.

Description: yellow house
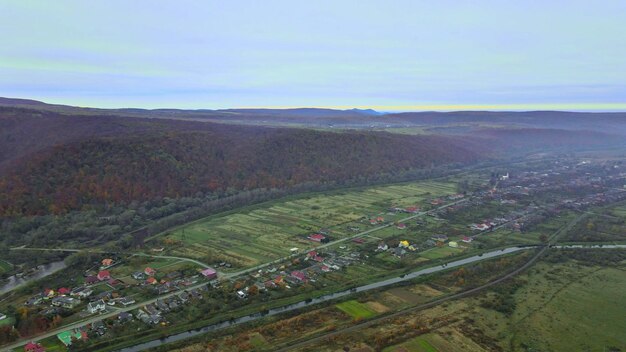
[[399, 240, 410, 248], [449, 241, 459, 248]]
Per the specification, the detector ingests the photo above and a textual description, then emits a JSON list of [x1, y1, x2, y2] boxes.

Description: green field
[[162, 180, 457, 267], [384, 336, 439, 352], [0, 259, 12, 274], [336, 300, 378, 320], [0, 316, 15, 327], [509, 262, 626, 350]]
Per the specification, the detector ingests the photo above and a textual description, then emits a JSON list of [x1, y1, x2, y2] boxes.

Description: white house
[[87, 299, 107, 314]]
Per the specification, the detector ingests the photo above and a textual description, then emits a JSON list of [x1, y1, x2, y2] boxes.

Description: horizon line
[[2, 97, 626, 113]]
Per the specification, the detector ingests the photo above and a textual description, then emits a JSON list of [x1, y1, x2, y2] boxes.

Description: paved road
[[1, 275, 215, 351], [8, 247, 211, 269]]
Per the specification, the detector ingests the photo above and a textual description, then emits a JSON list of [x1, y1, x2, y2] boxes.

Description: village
[[6, 157, 626, 351]]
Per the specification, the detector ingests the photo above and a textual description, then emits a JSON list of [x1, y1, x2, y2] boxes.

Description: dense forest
[[0, 117, 484, 215]]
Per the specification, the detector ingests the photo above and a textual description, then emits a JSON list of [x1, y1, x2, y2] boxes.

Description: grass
[[509, 263, 626, 351], [0, 316, 15, 327], [335, 300, 378, 319], [419, 245, 464, 260], [0, 259, 12, 274], [162, 180, 457, 268], [383, 336, 440, 352]]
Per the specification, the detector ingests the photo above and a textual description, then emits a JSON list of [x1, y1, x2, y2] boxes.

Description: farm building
[[200, 267, 218, 280], [308, 233, 326, 242]]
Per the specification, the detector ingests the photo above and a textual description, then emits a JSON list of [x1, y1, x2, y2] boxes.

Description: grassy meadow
[[160, 181, 457, 268]]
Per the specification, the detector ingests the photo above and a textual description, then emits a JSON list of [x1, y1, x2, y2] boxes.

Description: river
[[117, 246, 532, 352]]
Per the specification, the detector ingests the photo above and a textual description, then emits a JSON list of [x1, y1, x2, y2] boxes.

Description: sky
[[1, 1, 626, 111]]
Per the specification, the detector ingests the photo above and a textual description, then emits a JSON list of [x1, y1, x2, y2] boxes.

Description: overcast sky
[[1, 1, 625, 111]]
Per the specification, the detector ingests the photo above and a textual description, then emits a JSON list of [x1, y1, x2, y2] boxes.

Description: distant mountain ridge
[[2, 96, 625, 135]]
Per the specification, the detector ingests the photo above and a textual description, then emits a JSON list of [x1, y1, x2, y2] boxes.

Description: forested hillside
[[1, 105, 623, 217], [0, 126, 483, 216]]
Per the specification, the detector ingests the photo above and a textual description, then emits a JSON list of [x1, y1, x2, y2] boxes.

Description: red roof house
[[405, 206, 419, 213], [146, 277, 157, 285], [144, 267, 156, 276], [97, 270, 111, 281], [291, 271, 307, 282], [85, 275, 99, 285], [24, 342, 45, 352], [57, 287, 71, 295], [307, 234, 326, 242]]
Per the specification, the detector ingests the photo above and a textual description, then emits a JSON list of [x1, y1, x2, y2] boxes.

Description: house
[[369, 219, 378, 225], [376, 216, 385, 223], [307, 233, 326, 242], [290, 271, 307, 282], [273, 275, 285, 285], [71, 287, 91, 299], [85, 275, 99, 285], [166, 271, 182, 280], [352, 238, 365, 244], [97, 270, 111, 281], [167, 299, 180, 310], [398, 240, 410, 248], [391, 247, 406, 257], [101, 258, 114, 267], [119, 297, 136, 306], [200, 267, 218, 280], [312, 255, 324, 263], [431, 234, 448, 242], [144, 267, 156, 276], [462, 236, 473, 243], [132, 271, 146, 280], [448, 241, 459, 248], [321, 265, 331, 272], [471, 223, 491, 231], [430, 198, 444, 205], [396, 223, 407, 229], [87, 300, 106, 314], [236, 290, 247, 299], [144, 304, 159, 316], [146, 277, 157, 285], [56, 329, 85, 347], [51, 296, 80, 309], [118, 311, 133, 322], [377, 242, 389, 251], [156, 300, 170, 313], [306, 250, 317, 258], [43, 289, 55, 298], [57, 287, 71, 295], [24, 341, 45, 352], [405, 206, 419, 213], [26, 295, 43, 306]]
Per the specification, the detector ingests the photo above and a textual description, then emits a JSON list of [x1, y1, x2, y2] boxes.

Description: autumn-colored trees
[[0, 126, 482, 216]]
